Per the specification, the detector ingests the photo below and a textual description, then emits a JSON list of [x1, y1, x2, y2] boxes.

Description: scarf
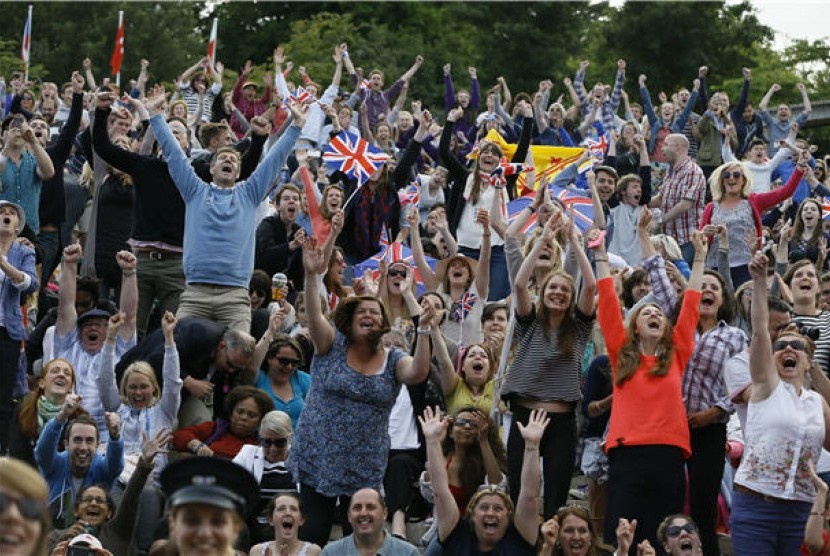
[[37, 396, 63, 435]]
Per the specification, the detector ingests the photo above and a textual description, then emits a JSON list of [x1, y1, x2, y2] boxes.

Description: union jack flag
[[323, 131, 390, 186], [551, 185, 595, 233], [582, 134, 608, 162], [823, 197, 830, 221], [507, 195, 538, 234], [20, 7, 31, 64], [489, 158, 534, 188], [286, 86, 316, 107], [355, 229, 437, 295], [399, 177, 421, 207], [360, 78, 372, 91], [451, 291, 479, 321]]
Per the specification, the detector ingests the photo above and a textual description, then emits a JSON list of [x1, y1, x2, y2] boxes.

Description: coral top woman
[[592, 210, 706, 552]]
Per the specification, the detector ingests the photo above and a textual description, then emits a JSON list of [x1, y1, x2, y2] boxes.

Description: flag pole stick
[[23, 5, 32, 81], [115, 11, 123, 87]]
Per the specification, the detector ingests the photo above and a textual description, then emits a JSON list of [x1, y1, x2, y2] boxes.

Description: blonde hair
[[0, 458, 50, 556], [119, 361, 161, 407], [651, 234, 682, 261], [709, 162, 752, 201]]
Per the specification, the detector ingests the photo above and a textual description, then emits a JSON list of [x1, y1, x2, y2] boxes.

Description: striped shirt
[[792, 311, 830, 375], [502, 307, 595, 404], [660, 157, 706, 246]]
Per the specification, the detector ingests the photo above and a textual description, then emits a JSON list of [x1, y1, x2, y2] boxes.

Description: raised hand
[[418, 406, 448, 443], [541, 517, 560, 547], [106, 312, 125, 342], [116, 250, 137, 272], [691, 229, 708, 257], [141, 428, 171, 464], [443, 63, 451, 76], [616, 518, 638, 556], [748, 249, 768, 280], [63, 243, 83, 264], [161, 311, 177, 343], [637, 539, 656, 556], [59, 393, 82, 421], [447, 107, 464, 122], [71, 71, 85, 94], [104, 411, 121, 439], [516, 408, 549, 447], [301, 238, 324, 273]]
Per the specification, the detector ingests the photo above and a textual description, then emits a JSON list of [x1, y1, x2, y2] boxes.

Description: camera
[[67, 546, 92, 556], [799, 326, 821, 341]]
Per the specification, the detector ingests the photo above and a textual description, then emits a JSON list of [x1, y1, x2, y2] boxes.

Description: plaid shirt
[[646, 256, 747, 420], [575, 67, 625, 132], [660, 157, 706, 246], [682, 322, 747, 419]]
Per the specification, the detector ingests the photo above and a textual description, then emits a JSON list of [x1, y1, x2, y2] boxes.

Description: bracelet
[[526, 206, 537, 214], [190, 442, 205, 454], [594, 258, 609, 263], [416, 327, 432, 336], [122, 270, 136, 278]]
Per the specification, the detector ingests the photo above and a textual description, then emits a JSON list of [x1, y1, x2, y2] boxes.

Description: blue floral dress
[[287, 331, 405, 496]]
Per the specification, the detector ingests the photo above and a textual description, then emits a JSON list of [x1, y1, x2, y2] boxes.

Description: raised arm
[[748, 249, 778, 399], [56, 244, 82, 336], [419, 407, 459, 543], [515, 215, 559, 316], [798, 82, 812, 115], [396, 299, 433, 385], [96, 313, 125, 412], [514, 409, 549, 546], [301, 238, 335, 354], [567, 211, 597, 315], [116, 251, 138, 341], [758, 83, 779, 112], [405, 206, 437, 290], [475, 211, 492, 300], [400, 55, 424, 83], [82, 57, 97, 91], [21, 122, 54, 179]]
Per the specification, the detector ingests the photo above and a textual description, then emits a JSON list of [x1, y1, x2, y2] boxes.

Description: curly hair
[[615, 303, 676, 386], [467, 142, 503, 206], [224, 385, 275, 419], [442, 406, 508, 501], [331, 296, 391, 351]]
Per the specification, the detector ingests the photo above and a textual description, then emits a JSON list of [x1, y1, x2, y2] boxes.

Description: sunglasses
[[80, 495, 107, 504], [0, 492, 46, 520], [773, 339, 807, 352], [666, 522, 698, 538], [276, 356, 300, 368], [388, 267, 408, 278], [453, 417, 479, 429], [723, 170, 743, 180], [260, 437, 288, 449]]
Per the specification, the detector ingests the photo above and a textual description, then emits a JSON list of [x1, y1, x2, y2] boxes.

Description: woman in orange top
[[590, 211, 707, 553]]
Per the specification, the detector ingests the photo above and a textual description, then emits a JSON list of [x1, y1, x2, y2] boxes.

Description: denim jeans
[[730, 489, 810, 555]]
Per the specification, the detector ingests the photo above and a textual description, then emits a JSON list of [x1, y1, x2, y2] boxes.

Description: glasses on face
[[80, 495, 107, 504], [453, 417, 478, 429], [275, 356, 300, 368], [773, 339, 807, 352], [666, 522, 698, 538], [388, 267, 407, 278], [723, 171, 743, 180], [0, 492, 45, 520], [260, 437, 288, 449]]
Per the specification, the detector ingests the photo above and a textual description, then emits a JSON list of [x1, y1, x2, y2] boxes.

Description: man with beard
[[321, 488, 418, 555], [35, 394, 123, 528], [255, 184, 305, 290], [54, 243, 137, 445]]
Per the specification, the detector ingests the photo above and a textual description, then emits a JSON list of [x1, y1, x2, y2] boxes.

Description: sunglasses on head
[[666, 522, 698, 538], [773, 339, 807, 352], [275, 356, 300, 367], [0, 492, 45, 520], [260, 437, 288, 449], [723, 170, 743, 180], [388, 267, 408, 278]]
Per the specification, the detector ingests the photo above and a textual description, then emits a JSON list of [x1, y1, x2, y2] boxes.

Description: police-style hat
[[160, 457, 260, 519]]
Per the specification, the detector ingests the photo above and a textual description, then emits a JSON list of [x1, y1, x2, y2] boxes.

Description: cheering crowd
[[1, 39, 830, 556]]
